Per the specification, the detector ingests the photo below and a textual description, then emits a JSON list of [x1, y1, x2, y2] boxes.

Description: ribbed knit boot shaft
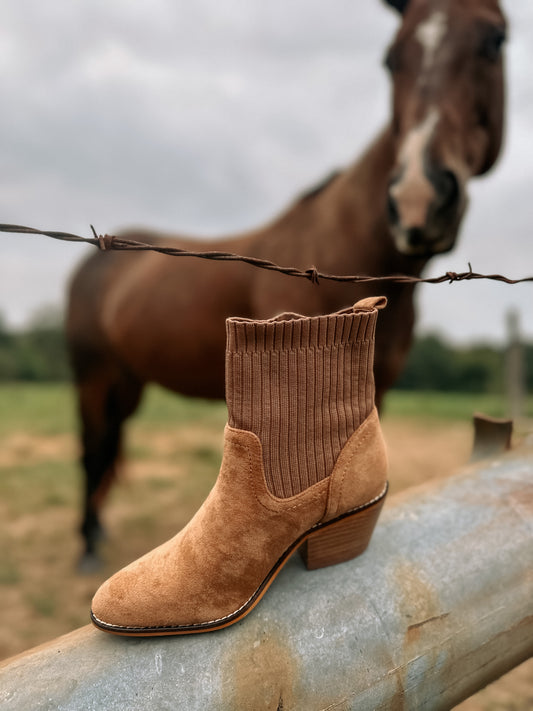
[[225, 298, 385, 498]]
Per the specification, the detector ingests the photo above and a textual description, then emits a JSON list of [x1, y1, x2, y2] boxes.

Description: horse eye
[[480, 26, 506, 61]]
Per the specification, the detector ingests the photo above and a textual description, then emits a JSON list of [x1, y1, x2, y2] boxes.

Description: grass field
[[0, 383, 531, 708], [2, 382, 531, 434]]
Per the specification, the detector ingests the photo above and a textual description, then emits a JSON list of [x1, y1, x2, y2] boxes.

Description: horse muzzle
[[387, 164, 465, 257]]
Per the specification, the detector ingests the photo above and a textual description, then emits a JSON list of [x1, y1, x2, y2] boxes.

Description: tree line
[[0, 314, 532, 393], [0, 310, 70, 382], [396, 334, 533, 394]]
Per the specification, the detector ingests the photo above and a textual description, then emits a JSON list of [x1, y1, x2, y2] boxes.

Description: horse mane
[[296, 169, 343, 203]]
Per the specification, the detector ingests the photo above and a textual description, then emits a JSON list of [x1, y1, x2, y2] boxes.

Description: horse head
[[383, 0, 506, 257]]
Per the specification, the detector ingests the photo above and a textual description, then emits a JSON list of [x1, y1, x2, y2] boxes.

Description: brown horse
[[67, 0, 506, 566]]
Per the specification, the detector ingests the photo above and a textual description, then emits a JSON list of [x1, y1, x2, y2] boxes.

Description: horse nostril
[[387, 193, 400, 225], [435, 169, 460, 211], [407, 227, 425, 248]]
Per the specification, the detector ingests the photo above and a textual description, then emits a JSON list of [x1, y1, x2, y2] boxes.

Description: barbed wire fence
[[1, 222, 532, 287]]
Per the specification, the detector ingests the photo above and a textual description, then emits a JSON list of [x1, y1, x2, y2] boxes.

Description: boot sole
[[90, 483, 388, 636]]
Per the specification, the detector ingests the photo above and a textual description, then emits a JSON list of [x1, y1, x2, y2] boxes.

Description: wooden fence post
[[505, 308, 525, 422]]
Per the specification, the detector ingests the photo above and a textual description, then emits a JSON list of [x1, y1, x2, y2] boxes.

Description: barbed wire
[[1, 222, 532, 286]]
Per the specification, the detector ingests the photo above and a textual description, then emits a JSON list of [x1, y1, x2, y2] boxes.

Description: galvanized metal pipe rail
[[1, 443, 532, 710]]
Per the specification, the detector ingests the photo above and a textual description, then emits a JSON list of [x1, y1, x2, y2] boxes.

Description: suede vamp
[[91, 426, 329, 630], [92, 415, 387, 631]]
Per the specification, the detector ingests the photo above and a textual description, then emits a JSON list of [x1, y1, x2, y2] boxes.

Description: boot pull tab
[[353, 296, 387, 312]]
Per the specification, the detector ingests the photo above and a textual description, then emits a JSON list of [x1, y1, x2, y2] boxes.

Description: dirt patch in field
[[132, 424, 224, 454], [383, 418, 472, 492], [0, 433, 76, 467]]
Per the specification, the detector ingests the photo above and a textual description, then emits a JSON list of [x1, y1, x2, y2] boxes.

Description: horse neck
[[245, 125, 430, 285], [316, 126, 429, 278]]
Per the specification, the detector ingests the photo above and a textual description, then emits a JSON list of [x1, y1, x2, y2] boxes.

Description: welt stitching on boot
[[225, 302, 381, 498]]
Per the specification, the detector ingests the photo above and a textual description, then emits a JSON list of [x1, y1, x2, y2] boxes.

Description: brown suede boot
[[90, 297, 388, 635]]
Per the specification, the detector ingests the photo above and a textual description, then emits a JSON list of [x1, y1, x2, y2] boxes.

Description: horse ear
[[383, 0, 410, 14]]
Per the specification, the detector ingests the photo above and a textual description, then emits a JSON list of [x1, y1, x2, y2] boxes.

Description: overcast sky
[[1, 0, 532, 343]]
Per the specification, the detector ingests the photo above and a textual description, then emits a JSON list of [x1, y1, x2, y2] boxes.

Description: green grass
[[0, 383, 227, 438], [385, 390, 527, 421], [0, 383, 530, 439], [0, 383, 77, 437], [137, 386, 227, 429], [0, 460, 78, 517], [26, 592, 57, 618], [0, 559, 21, 586]]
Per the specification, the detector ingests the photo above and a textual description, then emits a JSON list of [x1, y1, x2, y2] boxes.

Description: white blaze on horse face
[[415, 10, 448, 74], [390, 108, 440, 236]]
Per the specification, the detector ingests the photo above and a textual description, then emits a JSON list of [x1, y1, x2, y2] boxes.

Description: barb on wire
[[1, 222, 532, 287]]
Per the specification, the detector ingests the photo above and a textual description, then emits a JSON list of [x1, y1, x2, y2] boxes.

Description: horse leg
[[77, 372, 143, 571]]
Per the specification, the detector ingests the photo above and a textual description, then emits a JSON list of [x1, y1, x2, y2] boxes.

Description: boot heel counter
[[323, 408, 388, 523], [300, 490, 387, 570]]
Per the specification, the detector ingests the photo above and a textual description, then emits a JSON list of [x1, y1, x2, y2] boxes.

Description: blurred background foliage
[[1, 306, 532, 393], [0, 307, 69, 382], [396, 334, 533, 394]]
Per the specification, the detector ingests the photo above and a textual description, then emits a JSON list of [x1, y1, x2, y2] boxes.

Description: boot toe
[[90, 552, 175, 631], [91, 571, 141, 631]]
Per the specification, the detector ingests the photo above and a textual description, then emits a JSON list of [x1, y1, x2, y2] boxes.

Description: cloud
[[0, 0, 531, 343]]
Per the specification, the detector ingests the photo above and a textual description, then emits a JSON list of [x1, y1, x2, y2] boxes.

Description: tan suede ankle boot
[[90, 297, 388, 636]]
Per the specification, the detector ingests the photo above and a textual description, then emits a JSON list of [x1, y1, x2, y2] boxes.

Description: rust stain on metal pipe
[[393, 562, 443, 644], [220, 623, 301, 710]]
